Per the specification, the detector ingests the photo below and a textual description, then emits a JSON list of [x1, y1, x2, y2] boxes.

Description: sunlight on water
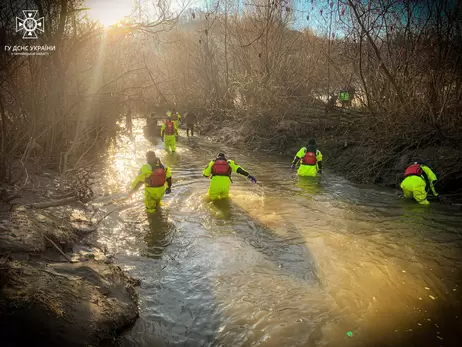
[[89, 118, 462, 347]]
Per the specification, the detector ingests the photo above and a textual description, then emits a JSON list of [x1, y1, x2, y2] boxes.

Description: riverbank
[[0, 172, 139, 346], [197, 105, 462, 203]]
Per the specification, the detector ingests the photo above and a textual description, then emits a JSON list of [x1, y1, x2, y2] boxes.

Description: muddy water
[[90, 119, 462, 347]]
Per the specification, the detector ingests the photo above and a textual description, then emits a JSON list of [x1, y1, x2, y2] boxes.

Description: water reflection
[[144, 212, 175, 259], [91, 119, 462, 347], [295, 176, 324, 198], [163, 152, 180, 168], [206, 198, 232, 220]]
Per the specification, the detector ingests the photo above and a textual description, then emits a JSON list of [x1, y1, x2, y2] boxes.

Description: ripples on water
[[89, 120, 462, 347]]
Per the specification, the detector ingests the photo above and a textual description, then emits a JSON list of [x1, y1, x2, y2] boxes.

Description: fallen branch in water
[[43, 234, 74, 263], [30, 197, 77, 209], [80, 240, 108, 255], [43, 269, 73, 278], [3, 194, 20, 203], [91, 193, 131, 225], [49, 192, 75, 200], [96, 209, 118, 225]]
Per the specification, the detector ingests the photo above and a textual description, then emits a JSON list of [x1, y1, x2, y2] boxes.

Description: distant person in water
[[185, 111, 197, 137], [400, 160, 438, 205], [291, 138, 323, 177], [168, 107, 181, 129], [125, 112, 132, 135], [161, 114, 178, 153], [326, 94, 337, 114], [202, 152, 257, 200], [129, 151, 172, 213], [146, 113, 156, 137]]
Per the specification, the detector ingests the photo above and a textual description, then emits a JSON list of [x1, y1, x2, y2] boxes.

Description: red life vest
[[211, 159, 231, 176], [302, 151, 317, 165], [404, 163, 423, 178], [147, 166, 166, 187], [165, 120, 175, 135]]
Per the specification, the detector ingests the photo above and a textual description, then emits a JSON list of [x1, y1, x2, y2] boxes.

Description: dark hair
[[146, 151, 156, 159], [417, 159, 429, 166], [308, 138, 316, 145], [217, 152, 225, 158]]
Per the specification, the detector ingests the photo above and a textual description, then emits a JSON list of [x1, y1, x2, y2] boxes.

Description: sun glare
[[85, 0, 133, 27]]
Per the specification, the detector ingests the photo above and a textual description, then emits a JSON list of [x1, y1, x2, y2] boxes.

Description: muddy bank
[[196, 106, 462, 202], [0, 181, 139, 346]]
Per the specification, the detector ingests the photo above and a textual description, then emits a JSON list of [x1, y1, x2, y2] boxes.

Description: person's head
[[412, 158, 428, 166], [307, 138, 316, 147], [172, 107, 177, 114], [217, 152, 226, 159], [146, 150, 157, 164]]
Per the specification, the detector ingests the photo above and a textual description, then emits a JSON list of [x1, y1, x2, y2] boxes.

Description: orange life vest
[[212, 159, 231, 176], [302, 151, 317, 165], [146, 166, 166, 187], [165, 120, 175, 135], [403, 163, 423, 178]]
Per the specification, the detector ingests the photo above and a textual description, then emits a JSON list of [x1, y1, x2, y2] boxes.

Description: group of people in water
[[158, 108, 197, 153], [129, 110, 439, 213], [129, 149, 258, 213]]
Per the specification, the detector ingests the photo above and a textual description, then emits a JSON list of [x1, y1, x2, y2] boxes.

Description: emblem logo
[[16, 10, 44, 39]]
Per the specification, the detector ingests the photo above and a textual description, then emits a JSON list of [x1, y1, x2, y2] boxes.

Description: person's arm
[[165, 166, 172, 188], [229, 160, 256, 183], [130, 166, 148, 195], [229, 160, 248, 176], [202, 161, 214, 177], [160, 122, 165, 137], [316, 150, 323, 171], [165, 166, 173, 193], [292, 148, 305, 167], [130, 181, 143, 195], [422, 165, 438, 196]]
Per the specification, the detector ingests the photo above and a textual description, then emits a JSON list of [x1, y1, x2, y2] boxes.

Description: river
[[89, 119, 462, 347]]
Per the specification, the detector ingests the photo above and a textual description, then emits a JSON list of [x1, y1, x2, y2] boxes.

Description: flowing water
[[89, 119, 462, 347]]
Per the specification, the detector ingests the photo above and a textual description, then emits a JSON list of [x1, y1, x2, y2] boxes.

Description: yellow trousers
[[144, 186, 166, 213], [208, 176, 231, 200], [164, 135, 176, 153], [400, 176, 429, 205], [297, 164, 318, 177]]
